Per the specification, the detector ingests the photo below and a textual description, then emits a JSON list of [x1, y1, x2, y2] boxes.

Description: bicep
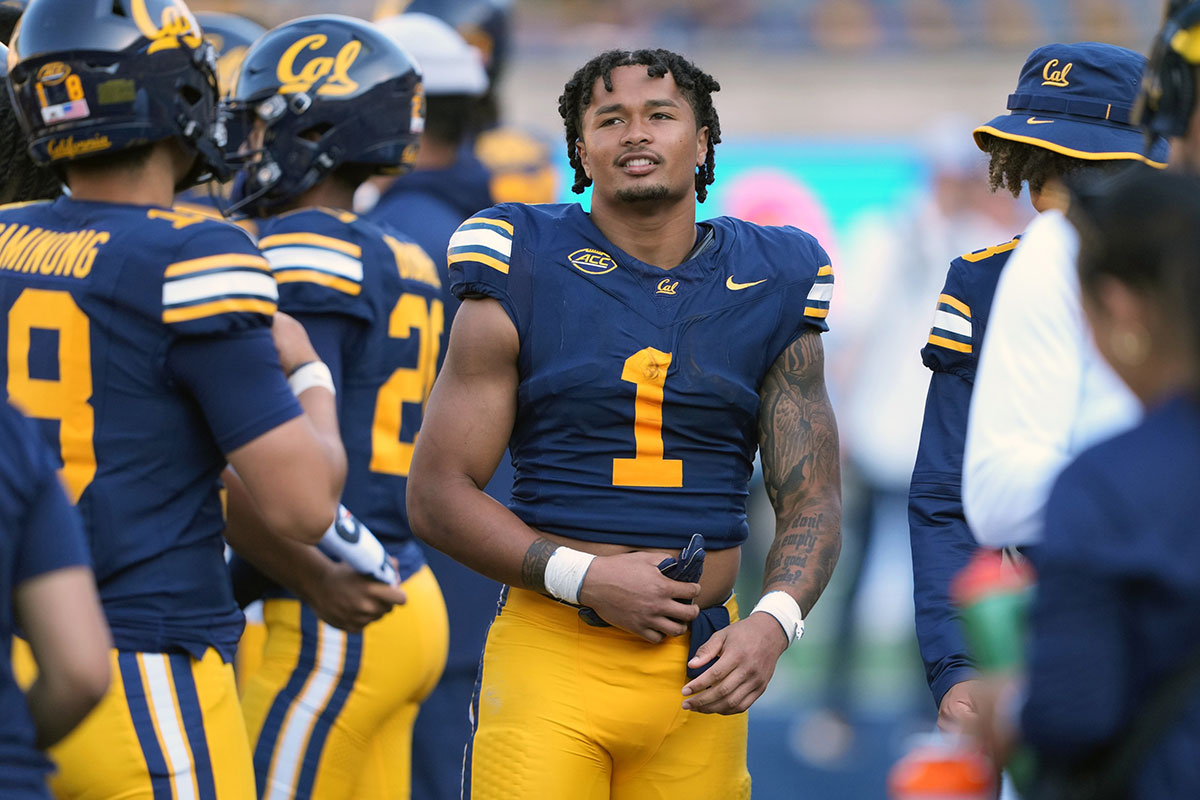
[[416, 297, 519, 490], [757, 330, 841, 514]]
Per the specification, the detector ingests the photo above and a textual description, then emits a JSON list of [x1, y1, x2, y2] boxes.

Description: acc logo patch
[[569, 248, 617, 275], [277, 34, 360, 97]]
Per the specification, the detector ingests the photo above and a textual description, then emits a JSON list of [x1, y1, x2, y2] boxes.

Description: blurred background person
[[988, 165, 1200, 800], [365, 13, 508, 800], [799, 113, 1021, 762], [909, 41, 1166, 748]]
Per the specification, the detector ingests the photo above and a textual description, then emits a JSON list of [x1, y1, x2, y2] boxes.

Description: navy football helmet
[[6, 0, 228, 188], [195, 11, 266, 98], [226, 14, 424, 217]]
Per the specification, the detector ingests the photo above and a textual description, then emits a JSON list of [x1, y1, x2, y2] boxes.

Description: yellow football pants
[[467, 587, 751, 800], [242, 565, 448, 800]]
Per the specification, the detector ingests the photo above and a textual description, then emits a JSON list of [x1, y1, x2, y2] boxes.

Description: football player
[[365, 15, 503, 797], [408, 48, 842, 798], [1, 0, 347, 796], [225, 16, 448, 799]]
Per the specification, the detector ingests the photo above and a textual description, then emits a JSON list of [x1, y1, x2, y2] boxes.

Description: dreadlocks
[[978, 132, 1128, 199], [558, 49, 721, 202]]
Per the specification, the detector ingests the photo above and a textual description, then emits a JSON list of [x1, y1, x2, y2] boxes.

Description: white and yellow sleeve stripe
[[260, 232, 364, 296], [804, 264, 834, 319], [448, 216, 513, 275], [162, 252, 277, 324], [927, 293, 973, 353]]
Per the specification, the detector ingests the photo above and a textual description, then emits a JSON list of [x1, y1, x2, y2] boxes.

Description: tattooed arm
[[757, 330, 842, 616], [682, 331, 842, 713]]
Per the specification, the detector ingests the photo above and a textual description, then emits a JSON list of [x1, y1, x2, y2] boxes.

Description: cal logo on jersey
[[448, 216, 513, 275], [277, 34, 360, 96], [568, 248, 617, 276]]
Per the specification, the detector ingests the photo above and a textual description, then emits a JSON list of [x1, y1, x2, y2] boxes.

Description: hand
[[300, 558, 407, 633], [680, 612, 788, 715], [938, 679, 985, 734], [271, 311, 320, 375], [577, 551, 700, 643]]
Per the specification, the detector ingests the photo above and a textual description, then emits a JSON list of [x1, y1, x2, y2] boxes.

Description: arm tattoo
[[520, 537, 558, 593], [758, 330, 842, 616]]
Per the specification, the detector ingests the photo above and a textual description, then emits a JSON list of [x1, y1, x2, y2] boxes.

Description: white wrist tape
[[288, 361, 335, 398], [543, 546, 596, 604], [752, 590, 805, 645]]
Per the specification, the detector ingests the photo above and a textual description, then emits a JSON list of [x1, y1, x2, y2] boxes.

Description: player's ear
[[695, 126, 708, 169], [576, 137, 592, 180]]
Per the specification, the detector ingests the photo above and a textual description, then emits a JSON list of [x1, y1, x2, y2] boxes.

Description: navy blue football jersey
[[448, 203, 833, 550], [910, 236, 1018, 706], [259, 207, 443, 574], [0, 197, 300, 660], [0, 400, 88, 797]]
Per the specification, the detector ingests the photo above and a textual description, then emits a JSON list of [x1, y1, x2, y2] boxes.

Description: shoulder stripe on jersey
[[928, 333, 972, 353], [163, 298, 276, 324], [932, 309, 972, 339], [449, 227, 513, 259], [163, 270, 278, 307], [265, 246, 364, 283], [165, 253, 270, 278], [448, 250, 509, 275], [259, 232, 361, 258], [804, 264, 834, 318], [938, 293, 971, 317], [461, 216, 514, 235], [275, 269, 361, 296]]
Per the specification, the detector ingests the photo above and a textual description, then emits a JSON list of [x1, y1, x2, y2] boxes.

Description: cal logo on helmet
[[276, 34, 360, 96], [130, 0, 202, 54]]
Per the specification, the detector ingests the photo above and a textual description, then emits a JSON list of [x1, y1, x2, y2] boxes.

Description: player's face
[[576, 65, 708, 208]]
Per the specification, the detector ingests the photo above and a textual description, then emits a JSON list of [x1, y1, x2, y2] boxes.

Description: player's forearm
[[222, 467, 333, 598], [407, 468, 547, 589], [762, 497, 841, 616], [295, 386, 348, 505]]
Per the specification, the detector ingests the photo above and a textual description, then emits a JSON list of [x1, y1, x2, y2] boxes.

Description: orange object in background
[[888, 734, 995, 800]]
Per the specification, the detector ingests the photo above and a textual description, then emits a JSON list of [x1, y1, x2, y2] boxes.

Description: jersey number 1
[[7, 288, 96, 502], [612, 347, 682, 488]]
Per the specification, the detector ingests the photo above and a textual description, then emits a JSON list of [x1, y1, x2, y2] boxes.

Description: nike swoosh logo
[[1026, 117, 1055, 125], [726, 276, 767, 291]]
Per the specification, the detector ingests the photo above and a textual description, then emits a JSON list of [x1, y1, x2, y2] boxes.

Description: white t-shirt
[[963, 209, 1140, 547]]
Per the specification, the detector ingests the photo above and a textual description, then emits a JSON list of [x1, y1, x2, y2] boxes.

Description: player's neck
[[414, 136, 457, 170], [589, 197, 698, 271], [66, 147, 179, 209], [294, 176, 358, 214]]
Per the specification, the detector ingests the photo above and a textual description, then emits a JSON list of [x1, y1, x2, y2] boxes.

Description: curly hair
[[978, 132, 1129, 198], [557, 49, 721, 202]]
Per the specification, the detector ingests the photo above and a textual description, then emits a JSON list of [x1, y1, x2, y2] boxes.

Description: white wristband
[[752, 590, 805, 646], [543, 546, 596, 604], [288, 361, 335, 398]]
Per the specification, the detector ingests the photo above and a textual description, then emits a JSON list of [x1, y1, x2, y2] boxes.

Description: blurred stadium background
[[191, 1, 1164, 795]]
